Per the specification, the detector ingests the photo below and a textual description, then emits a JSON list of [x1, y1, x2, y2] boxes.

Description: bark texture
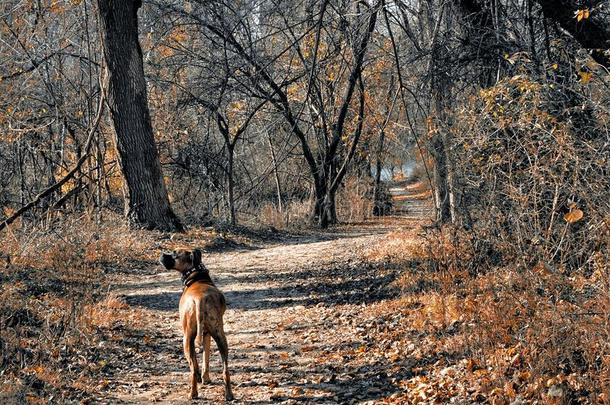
[[97, 0, 182, 231]]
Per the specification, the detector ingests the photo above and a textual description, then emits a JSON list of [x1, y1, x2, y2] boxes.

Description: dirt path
[[99, 183, 431, 404]]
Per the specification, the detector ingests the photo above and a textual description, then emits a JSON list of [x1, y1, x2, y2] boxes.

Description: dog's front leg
[[201, 335, 212, 383]]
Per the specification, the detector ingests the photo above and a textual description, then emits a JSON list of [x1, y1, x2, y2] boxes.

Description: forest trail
[[101, 182, 432, 404]]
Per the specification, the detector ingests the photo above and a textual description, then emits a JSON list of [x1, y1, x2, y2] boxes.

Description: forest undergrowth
[[358, 65, 610, 403]]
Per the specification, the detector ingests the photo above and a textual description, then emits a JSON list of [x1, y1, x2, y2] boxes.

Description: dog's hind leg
[[193, 303, 205, 384], [212, 329, 234, 401], [201, 334, 212, 383], [183, 332, 201, 398]]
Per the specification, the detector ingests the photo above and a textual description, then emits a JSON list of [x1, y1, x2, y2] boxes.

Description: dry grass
[[402, 264, 609, 402], [254, 176, 376, 229], [0, 215, 152, 403], [257, 200, 312, 229], [81, 294, 142, 331], [364, 228, 427, 264], [336, 176, 374, 223], [362, 224, 610, 404]]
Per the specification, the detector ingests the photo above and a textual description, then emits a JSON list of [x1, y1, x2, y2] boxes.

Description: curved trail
[[101, 182, 431, 404]]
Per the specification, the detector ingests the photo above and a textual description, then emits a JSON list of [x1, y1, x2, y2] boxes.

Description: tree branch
[[535, 0, 610, 67], [0, 90, 105, 233]]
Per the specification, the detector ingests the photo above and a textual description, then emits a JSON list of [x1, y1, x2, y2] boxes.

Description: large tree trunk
[[97, 0, 182, 231], [310, 173, 337, 229], [311, 179, 327, 228], [430, 63, 453, 223], [311, 184, 338, 229], [324, 189, 337, 226], [312, 195, 336, 229]]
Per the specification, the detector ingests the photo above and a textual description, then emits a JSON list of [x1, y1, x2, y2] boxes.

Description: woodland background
[[0, 0, 609, 403]]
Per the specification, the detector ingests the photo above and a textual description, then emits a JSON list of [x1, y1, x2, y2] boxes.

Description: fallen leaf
[[579, 71, 592, 84], [564, 208, 584, 223], [575, 9, 590, 22]]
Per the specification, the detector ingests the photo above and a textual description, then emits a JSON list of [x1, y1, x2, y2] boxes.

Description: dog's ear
[[193, 248, 202, 267]]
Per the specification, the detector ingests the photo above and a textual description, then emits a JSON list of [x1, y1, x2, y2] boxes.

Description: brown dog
[[160, 249, 234, 401]]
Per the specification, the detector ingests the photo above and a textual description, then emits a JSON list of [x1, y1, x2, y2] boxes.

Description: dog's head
[[160, 248, 202, 274]]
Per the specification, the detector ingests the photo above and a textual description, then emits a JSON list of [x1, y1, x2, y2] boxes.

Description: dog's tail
[[195, 300, 204, 347]]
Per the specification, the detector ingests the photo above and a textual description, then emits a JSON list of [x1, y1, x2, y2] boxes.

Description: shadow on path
[[124, 259, 405, 313]]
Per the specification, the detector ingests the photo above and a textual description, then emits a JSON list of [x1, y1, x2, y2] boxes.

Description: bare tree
[[188, 0, 381, 227]]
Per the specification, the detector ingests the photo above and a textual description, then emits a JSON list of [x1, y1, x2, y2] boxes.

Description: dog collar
[[181, 266, 199, 282], [182, 264, 213, 288]]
